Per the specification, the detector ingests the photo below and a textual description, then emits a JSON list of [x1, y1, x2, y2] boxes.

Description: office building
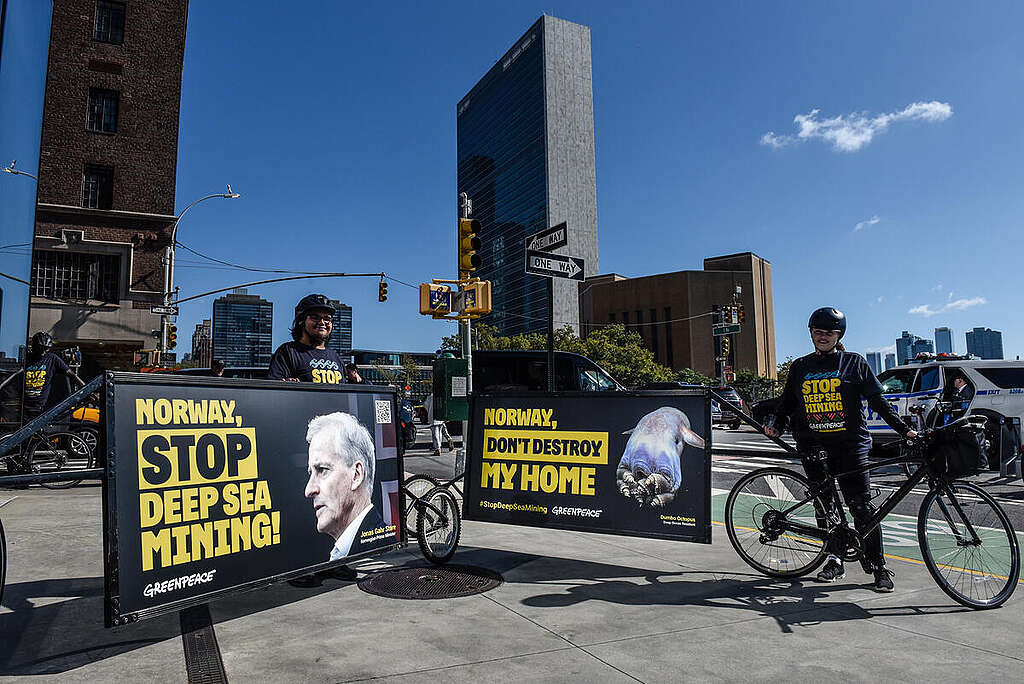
[[912, 337, 934, 358], [326, 299, 353, 358], [457, 15, 598, 336], [884, 353, 896, 370], [191, 319, 211, 367], [27, 0, 189, 376], [211, 289, 273, 367], [966, 327, 1003, 360], [579, 253, 776, 379], [866, 352, 882, 376], [935, 327, 953, 355]]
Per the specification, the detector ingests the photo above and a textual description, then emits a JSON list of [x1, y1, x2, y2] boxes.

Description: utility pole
[[458, 192, 473, 471]]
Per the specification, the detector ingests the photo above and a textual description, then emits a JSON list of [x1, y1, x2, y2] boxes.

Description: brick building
[[579, 253, 776, 379], [28, 0, 189, 375]]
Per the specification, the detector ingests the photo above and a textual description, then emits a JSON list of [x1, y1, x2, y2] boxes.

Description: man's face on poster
[[304, 432, 365, 539]]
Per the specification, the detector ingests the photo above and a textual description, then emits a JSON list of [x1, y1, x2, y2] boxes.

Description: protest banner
[[103, 372, 404, 625], [464, 391, 711, 543]]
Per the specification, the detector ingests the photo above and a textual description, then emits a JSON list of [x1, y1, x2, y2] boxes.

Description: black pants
[[800, 443, 884, 569]]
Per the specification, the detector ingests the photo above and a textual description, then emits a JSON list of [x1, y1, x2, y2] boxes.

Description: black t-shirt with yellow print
[[267, 341, 347, 385], [773, 350, 909, 450]]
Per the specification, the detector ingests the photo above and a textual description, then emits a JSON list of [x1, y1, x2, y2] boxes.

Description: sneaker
[[288, 574, 322, 588], [816, 558, 846, 582], [872, 567, 895, 593], [431, 448, 441, 457], [322, 564, 358, 581]]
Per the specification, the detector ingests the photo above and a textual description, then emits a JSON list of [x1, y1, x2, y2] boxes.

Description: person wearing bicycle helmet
[[23, 332, 83, 420], [268, 294, 347, 385], [766, 307, 917, 592]]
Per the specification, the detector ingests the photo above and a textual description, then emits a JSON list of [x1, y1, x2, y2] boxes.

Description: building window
[[88, 88, 119, 133], [82, 165, 114, 209], [32, 251, 121, 302], [94, 1, 126, 44], [664, 307, 674, 368], [649, 308, 659, 362]]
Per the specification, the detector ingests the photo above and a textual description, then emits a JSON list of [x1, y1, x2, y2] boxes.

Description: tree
[[731, 368, 779, 403], [776, 356, 794, 391], [677, 367, 717, 386]]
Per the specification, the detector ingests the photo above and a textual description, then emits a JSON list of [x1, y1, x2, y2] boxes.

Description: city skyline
[[3, 2, 1023, 366]]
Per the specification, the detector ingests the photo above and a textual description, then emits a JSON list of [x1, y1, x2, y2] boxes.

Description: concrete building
[[966, 327, 1003, 360], [866, 351, 882, 376], [884, 353, 896, 371], [579, 253, 776, 379], [27, 0, 189, 377], [326, 299, 353, 359], [191, 319, 211, 367], [457, 15, 598, 336], [211, 289, 273, 368], [935, 327, 953, 355]]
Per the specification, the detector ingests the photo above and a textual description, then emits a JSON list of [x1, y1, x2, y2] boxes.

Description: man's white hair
[[306, 412, 375, 492]]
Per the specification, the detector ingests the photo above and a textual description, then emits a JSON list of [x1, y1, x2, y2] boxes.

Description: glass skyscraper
[[211, 288, 273, 367], [866, 351, 882, 375], [935, 327, 953, 354], [966, 327, 1003, 359], [457, 15, 598, 335], [327, 299, 353, 359]]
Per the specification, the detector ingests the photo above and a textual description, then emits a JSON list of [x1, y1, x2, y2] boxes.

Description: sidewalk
[[2, 483, 1024, 682]]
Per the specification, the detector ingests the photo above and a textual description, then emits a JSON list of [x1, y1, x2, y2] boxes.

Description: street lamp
[[2, 159, 38, 181], [161, 185, 241, 353]]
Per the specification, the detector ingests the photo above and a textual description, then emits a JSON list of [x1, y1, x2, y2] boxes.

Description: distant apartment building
[[896, 331, 933, 364], [191, 318, 211, 367], [884, 353, 896, 371], [935, 327, 953, 355], [579, 253, 776, 379], [326, 299, 353, 358], [966, 327, 1003, 360], [457, 15, 598, 336], [211, 289, 273, 367], [27, 0, 189, 377], [866, 352, 882, 376], [912, 337, 934, 357]]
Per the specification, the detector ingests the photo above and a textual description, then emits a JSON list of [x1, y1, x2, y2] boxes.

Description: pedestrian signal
[[458, 217, 481, 276]]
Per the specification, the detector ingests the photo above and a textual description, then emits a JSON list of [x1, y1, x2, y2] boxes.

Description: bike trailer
[[931, 423, 989, 479]]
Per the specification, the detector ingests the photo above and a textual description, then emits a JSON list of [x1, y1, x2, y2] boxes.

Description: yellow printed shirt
[[267, 341, 347, 385]]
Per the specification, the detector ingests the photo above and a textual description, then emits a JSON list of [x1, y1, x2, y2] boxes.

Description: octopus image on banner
[[616, 407, 705, 507]]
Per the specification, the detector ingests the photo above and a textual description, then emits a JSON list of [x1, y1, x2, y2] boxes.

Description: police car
[[865, 353, 1024, 461]]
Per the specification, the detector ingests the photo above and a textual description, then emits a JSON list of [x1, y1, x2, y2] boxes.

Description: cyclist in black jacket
[[766, 307, 917, 592]]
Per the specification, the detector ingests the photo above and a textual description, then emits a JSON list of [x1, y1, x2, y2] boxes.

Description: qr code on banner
[[374, 400, 392, 425]]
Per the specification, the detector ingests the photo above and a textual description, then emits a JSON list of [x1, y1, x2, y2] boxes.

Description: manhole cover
[[358, 564, 503, 600]]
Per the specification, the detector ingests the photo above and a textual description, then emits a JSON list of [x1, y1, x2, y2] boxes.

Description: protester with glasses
[[765, 307, 917, 592]]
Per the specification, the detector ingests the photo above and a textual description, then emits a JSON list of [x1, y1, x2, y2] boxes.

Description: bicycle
[[1, 424, 96, 489], [725, 416, 1020, 609], [401, 470, 464, 565]]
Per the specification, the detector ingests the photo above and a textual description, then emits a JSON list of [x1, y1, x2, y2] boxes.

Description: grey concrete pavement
[[3, 479, 1024, 682]]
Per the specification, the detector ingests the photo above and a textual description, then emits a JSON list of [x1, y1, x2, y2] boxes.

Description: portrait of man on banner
[[304, 411, 391, 560]]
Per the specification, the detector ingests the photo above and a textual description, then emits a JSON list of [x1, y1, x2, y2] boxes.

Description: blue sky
[[2, 1, 1023, 365]]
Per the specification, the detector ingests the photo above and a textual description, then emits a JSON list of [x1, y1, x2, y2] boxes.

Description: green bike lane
[[710, 488, 1024, 580]]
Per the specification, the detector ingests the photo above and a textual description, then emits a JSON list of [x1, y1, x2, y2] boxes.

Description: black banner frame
[[462, 388, 712, 545], [102, 371, 407, 626]]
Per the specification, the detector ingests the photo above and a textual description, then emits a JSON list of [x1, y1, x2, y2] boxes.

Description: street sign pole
[[547, 278, 554, 392]]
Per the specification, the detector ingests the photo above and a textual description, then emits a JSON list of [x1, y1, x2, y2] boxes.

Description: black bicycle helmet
[[808, 307, 846, 339], [291, 294, 335, 340], [30, 331, 54, 354]]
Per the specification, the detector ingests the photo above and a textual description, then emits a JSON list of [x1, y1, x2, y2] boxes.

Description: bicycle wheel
[[0, 519, 5, 606], [416, 486, 461, 565], [29, 431, 94, 489], [403, 474, 440, 534], [725, 467, 830, 578], [918, 481, 1020, 609]]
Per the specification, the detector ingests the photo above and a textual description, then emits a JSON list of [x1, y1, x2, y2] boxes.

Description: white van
[[865, 353, 1024, 455]]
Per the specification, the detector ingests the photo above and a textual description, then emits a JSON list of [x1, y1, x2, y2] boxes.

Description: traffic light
[[168, 324, 178, 350], [458, 217, 481, 276], [737, 304, 745, 324], [378, 278, 388, 302], [720, 336, 730, 359]]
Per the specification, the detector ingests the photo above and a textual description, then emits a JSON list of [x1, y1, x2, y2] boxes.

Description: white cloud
[[853, 215, 881, 232], [761, 101, 952, 152], [931, 283, 944, 292], [866, 344, 897, 355], [908, 297, 987, 317]]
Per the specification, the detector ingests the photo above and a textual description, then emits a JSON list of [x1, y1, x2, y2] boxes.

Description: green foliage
[[731, 368, 779, 403], [440, 323, 677, 387], [776, 356, 794, 391], [677, 367, 717, 386]]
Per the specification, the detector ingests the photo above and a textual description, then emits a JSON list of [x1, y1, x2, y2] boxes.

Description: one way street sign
[[525, 250, 585, 281], [525, 222, 568, 253]]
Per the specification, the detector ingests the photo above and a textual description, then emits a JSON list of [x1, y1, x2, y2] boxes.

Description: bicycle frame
[[768, 450, 983, 554]]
